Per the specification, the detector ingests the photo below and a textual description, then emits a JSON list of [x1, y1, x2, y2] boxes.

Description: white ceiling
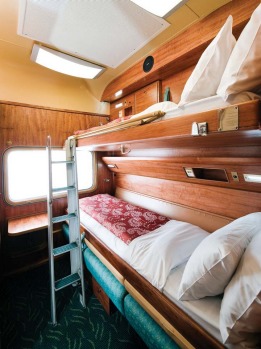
[[18, 0, 169, 69]]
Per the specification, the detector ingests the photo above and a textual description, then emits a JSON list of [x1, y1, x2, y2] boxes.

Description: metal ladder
[[46, 135, 86, 325]]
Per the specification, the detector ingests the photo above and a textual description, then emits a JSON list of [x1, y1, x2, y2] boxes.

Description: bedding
[[217, 4, 261, 100], [80, 193, 261, 348], [74, 91, 260, 139], [163, 263, 223, 343], [79, 194, 169, 244], [125, 220, 208, 290], [178, 15, 236, 106], [219, 232, 261, 348], [80, 203, 225, 347], [178, 212, 261, 300]]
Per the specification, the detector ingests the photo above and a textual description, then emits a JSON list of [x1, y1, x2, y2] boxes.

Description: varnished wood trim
[[115, 174, 261, 219], [8, 213, 48, 236], [0, 100, 109, 117], [77, 100, 261, 150], [103, 156, 261, 192]]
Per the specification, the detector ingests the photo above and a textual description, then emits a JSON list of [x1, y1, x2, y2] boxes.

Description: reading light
[[31, 44, 105, 79], [115, 102, 123, 109], [107, 164, 118, 168], [243, 174, 261, 183], [130, 0, 186, 17], [115, 90, 123, 97]]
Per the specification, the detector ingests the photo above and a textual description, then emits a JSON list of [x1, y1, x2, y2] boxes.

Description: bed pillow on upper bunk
[[178, 212, 261, 300], [219, 232, 261, 348], [217, 4, 261, 101], [178, 15, 236, 107]]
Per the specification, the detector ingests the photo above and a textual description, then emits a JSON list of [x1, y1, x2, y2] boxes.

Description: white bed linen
[[80, 209, 128, 259], [125, 220, 208, 291], [81, 208, 225, 345], [163, 263, 223, 343], [160, 92, 260, 121], [131, 92, 260, 122]]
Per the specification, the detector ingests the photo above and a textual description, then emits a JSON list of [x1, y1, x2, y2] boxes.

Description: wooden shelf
[[8, 213, 48, 236]]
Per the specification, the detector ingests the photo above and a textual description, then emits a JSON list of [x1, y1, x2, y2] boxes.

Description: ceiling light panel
[[130, 0, 187, 17], [31, 44, 105, 79], [18, 0, 169, 68]]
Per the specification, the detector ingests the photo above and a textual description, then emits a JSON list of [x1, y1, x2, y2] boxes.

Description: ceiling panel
[[18, 0, 170, 68]]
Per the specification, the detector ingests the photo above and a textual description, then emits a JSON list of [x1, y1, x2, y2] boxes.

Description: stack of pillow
[[178, 4, 261, 107], [177, 212, 261, 347]]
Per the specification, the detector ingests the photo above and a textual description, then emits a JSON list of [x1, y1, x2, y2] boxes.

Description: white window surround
[[3, 147, 96, 205]]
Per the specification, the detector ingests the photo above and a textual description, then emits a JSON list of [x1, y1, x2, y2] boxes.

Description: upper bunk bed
[[72, 0, 261, 152], [74, 98, 261, 151]]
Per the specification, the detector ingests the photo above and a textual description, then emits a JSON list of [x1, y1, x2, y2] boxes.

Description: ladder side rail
[[66, 137, 86, 308], [46, 135, 57, 325]]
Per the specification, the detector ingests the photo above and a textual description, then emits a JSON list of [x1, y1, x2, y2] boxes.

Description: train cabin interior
[[0, 1, 261, 348]]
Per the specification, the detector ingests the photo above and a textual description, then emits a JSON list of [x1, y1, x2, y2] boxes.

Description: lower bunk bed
[[73, 189, 261, 349]]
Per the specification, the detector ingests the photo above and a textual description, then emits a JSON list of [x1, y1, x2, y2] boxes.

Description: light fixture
[[243, 174, 261, 183], [115, 102, 123, 109], [115, 90, 123, 98], [130, 0, 187, 17], [31, 44, 105, 79]]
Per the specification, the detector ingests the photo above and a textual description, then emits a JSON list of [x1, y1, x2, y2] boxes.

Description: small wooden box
[[92, 277, 116, 315]]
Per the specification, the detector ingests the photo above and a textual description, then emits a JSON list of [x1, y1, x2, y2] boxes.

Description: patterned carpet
[[0, 258, 147, 349]]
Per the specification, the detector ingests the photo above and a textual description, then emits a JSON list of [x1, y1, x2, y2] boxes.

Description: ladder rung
[[52, 185, 76, 193], [53, 242, 78, 256], [52, 213, 76, 223], [55, 273, 80, 291], [51, 160, 74, 164]]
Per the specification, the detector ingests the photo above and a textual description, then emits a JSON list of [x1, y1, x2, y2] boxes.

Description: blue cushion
[[83, 248, 127, 315], [124, 294, 180, 349]]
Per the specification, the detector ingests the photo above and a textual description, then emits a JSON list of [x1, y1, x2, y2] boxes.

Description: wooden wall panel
[[0, 101, 108, 148], [103, 156, 261, 193], [0, 102, 111, 218], [115, 174, 261, 219], [0, 101, 112, 274], [161, 66, 194, 103]]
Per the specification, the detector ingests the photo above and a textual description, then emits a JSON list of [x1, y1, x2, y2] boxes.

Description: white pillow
[[220, 233, 261, 348], [178, 212, 261, 300], [125, 220, 208, 291], [178, 15, 236, 106], [217, 4, 261, 100]]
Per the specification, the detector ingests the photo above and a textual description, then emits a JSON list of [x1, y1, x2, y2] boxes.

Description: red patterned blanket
[[79, 194, 169, 244]]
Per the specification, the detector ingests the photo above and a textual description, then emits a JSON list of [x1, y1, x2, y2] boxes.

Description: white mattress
[[132, 91, 260, 122], [80, 208, 224, 345]]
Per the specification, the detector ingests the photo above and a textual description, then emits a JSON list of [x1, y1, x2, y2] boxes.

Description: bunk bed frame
[[75, 98, 261, 349], [71, 1, 261, 346]]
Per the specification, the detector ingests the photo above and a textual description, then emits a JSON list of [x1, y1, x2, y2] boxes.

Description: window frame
[[3, 146, 97, 206]]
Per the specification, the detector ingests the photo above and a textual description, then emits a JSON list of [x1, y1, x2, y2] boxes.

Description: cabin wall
[[0, 40, 110, 114], [0, 101, 113, 275]]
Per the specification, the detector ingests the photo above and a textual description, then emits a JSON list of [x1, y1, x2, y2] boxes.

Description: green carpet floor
[[0, 258, 148, 349]]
